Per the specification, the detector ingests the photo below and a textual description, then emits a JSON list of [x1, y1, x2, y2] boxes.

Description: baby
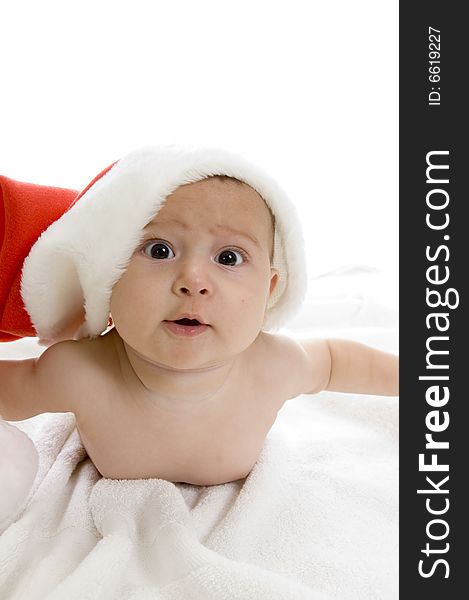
[[0, 146, 398, 487]]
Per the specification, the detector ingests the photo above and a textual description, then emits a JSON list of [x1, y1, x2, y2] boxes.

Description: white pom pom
[[0, 418, 39, 532]]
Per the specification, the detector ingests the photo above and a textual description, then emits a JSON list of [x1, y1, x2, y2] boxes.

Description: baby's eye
[[143, 241, 175, 260], [215, 249, 247, 266]]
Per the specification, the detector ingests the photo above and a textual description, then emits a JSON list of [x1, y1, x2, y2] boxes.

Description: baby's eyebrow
[[211, 224, 261, 249], [143, 219, 261, 249]]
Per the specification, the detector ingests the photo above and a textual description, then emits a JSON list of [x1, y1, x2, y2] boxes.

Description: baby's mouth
[[171, 318, 202, 326], [163, 318, 210, 338]]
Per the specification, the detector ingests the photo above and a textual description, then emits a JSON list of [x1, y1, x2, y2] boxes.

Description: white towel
[[0, 382, 398, 599]]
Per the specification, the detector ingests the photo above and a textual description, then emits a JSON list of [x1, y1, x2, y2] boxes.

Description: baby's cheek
[[109, 283, 137, 330], [237, 291, 267, 329]]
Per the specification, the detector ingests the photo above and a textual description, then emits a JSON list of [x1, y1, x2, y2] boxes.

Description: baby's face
[[110, 178, 278, 370]]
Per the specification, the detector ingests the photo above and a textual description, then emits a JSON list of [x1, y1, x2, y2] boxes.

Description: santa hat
[[1, 145, 307, 345]]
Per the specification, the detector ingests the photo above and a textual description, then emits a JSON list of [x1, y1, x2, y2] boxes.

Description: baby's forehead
[[147, 177, 273, 231]]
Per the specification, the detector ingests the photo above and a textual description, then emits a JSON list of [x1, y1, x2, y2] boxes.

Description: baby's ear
[[44, 305, 86, 345], [269, 269, 279, 296]]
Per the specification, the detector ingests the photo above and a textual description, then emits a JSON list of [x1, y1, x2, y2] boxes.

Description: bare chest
[[75, 376, 284, 486]]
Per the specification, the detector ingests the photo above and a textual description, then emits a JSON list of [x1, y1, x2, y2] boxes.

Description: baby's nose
[[172, 258, 211, 297], [178, 285, 209, 296]]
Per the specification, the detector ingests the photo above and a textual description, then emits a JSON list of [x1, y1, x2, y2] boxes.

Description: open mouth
[[172, 318, 202, 326], [163, 317, 209, 337]]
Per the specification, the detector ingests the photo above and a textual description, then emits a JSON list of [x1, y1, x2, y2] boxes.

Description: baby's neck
[[113, 333, 238, 412]]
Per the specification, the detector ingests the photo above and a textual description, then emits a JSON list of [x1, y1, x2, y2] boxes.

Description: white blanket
[[0, 271, 399, 599]]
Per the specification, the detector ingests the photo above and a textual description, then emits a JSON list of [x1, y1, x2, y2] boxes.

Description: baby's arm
[[0, 341, 77, 421], [300, 338, 399, 397]]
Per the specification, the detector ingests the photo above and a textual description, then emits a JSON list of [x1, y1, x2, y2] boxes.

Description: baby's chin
[[146, 352, 233, 374], [159, 340, 240, 370], [121, 322, 260, 371], [128, 340, 231, 373]]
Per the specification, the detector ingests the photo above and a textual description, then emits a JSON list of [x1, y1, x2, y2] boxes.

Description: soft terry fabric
[[0, 382, 397, 599]]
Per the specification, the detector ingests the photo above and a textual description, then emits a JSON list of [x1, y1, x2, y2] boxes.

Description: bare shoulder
[[0, 334, 116, 422], [256, 332, 330, 398], [34, 333, 116, 416]]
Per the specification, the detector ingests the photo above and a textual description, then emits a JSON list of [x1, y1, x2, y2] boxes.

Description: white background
[[1, 0, 398, 303]]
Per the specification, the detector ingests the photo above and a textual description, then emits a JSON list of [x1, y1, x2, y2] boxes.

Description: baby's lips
[[168, 313, 208, 325]]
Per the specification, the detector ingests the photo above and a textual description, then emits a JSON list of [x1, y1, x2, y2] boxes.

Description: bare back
[[66, 328, 308, 486]]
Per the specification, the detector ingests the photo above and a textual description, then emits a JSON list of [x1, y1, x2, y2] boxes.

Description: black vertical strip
[[400, 2, 466, 596]]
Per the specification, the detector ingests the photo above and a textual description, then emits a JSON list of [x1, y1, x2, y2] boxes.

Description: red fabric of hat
[[0, 177, 78, 341]]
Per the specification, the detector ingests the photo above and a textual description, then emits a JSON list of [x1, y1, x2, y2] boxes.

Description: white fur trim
[[21, 145, 307, 343]]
